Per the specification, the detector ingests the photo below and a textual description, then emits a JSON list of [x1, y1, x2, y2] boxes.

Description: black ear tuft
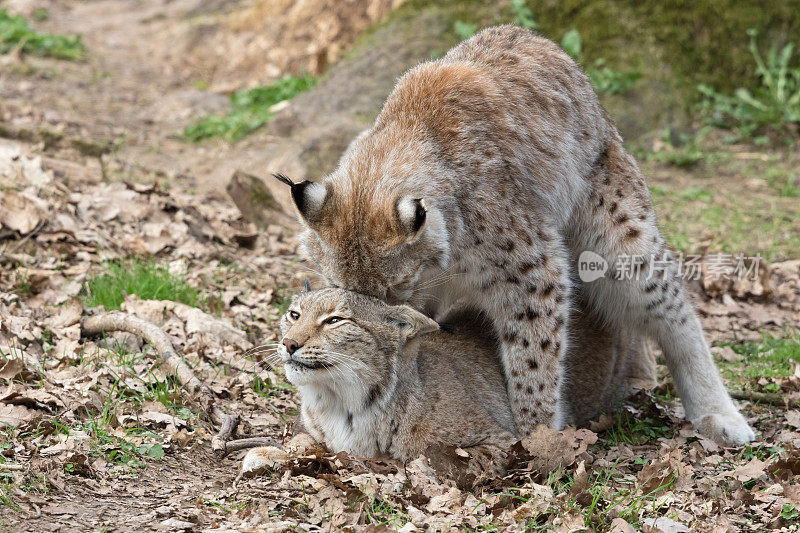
[[303, 279, 311, 292], [283, 180, 327, 222], [273, 173, 294, 187], [411, 199, 426, 233]]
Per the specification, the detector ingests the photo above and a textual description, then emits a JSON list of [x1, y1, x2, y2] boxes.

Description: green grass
[[82, 257, 203, 311], [0, 9, 86, 60], [647, 128, 716, 167], [599, 411, 677, 448], [699, 29, 800, 142], [183, 74, 316, 142], [740, 443, 785, 462], [650, 182, 800, 261], [11, 270, 31, 296], [512, 2, 640, 96], [271, 285, 292, 316], [76, 377, 169, 472], [720, 330, 800, 384], [764, 167, 800, 197], [487, 460, 677, 531], [357, 493, 411, 529], [557, 29, 641, 96], [251, 373, 294, 398], [450, 3, 639, 96], [94, 336, 194, 414], [569, 461, 676, 531], [510, 0, 537, 31]]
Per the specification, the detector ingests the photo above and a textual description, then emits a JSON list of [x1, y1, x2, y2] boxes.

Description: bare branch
[[81, 311, 226, 424], [217, 437, 283, 456], [731, 390, 800, 408], [212, 413, 241, 457]]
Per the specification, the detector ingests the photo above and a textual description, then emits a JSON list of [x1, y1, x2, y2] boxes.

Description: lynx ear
[[388, 305, 439, 340], [396, 197, 427, 239], [274, 174, 329, 224]]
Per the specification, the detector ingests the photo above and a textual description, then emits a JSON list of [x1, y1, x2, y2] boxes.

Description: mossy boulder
[[262, 0, 800, 179], [532, 0, 800, 140]]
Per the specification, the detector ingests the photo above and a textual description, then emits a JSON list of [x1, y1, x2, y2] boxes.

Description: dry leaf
[[609, 518, 637, 533], [733, 457, 767, 482], [0, 402, 36, 426], [642, 516, 689, 533], [785, 410, 800, 429], [0, 358, 24, 380], [0, 190, 46, 234]]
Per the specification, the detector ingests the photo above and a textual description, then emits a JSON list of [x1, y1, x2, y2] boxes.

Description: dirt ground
[[1, 1, 799, 532]]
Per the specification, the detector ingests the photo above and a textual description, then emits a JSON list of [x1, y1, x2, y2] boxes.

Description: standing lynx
[[277, 25, 754, 444]]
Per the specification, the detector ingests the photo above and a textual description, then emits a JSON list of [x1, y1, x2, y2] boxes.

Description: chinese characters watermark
[[577, 251, 761, 283]]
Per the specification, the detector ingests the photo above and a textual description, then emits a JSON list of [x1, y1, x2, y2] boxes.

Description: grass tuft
[[183, 74, 316, 142], [558, 29, 641, 95], [599, 411, 677, 448], [720, 329, 800, 384], [82, 257, 202, 311], [0, 9, 86, 60], [699, 29, 800, 141]]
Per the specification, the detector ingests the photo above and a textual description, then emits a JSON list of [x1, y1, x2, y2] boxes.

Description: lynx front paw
[[694, 411, 755, 446], [241, 446, 289, 474]]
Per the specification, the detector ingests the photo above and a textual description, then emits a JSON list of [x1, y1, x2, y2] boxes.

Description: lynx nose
[[282, 338, 301, 355]]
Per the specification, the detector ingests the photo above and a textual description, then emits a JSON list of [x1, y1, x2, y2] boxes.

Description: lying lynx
[[242, 287, 658, 476], [243, 288, 517, 476], [276, 25, 753, 444]]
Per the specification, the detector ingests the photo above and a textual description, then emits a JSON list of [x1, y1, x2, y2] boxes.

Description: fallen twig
[[731, 390, 800, 408], [217, 437, 283, 456], [81, 311, 238, 447], [212, 413, 241, 457]]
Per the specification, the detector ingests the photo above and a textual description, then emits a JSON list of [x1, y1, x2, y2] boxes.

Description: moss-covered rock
[[262, 0, 800, 178], [532, 0, 800, 140]]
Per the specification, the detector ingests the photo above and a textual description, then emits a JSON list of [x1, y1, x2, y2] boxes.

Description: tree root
[[731, 390, 800, 408], [81, 311, 240, 453]]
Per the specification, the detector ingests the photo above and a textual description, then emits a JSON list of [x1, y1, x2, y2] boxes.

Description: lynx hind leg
[[478, 227, 571, 435], [572, 141, 754, 445], [561, 298, 656, 426]]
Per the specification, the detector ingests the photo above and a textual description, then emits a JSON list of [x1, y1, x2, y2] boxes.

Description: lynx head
[[277, 287, 439, 395], [274, 140, 451, 303]]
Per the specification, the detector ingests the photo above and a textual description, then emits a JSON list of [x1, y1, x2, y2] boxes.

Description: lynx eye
[[323, 316, 346, 325], [288, 310, 300, 320]]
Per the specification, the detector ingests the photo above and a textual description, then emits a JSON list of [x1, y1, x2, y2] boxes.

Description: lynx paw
[[694, 411, 755, 446], [285, 433, 317, 455], [241, 446, 288, 474]]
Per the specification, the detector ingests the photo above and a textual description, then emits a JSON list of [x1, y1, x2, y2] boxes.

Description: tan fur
[[285, 25, 754, 445], [241, 289, 656, 478], [244, 288, 516, 478]]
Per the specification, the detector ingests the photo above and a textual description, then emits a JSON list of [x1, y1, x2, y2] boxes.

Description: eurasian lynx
[[276, 25, 754, 445], [243, 288, 516, 477], [242, 288, 659, 477]]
